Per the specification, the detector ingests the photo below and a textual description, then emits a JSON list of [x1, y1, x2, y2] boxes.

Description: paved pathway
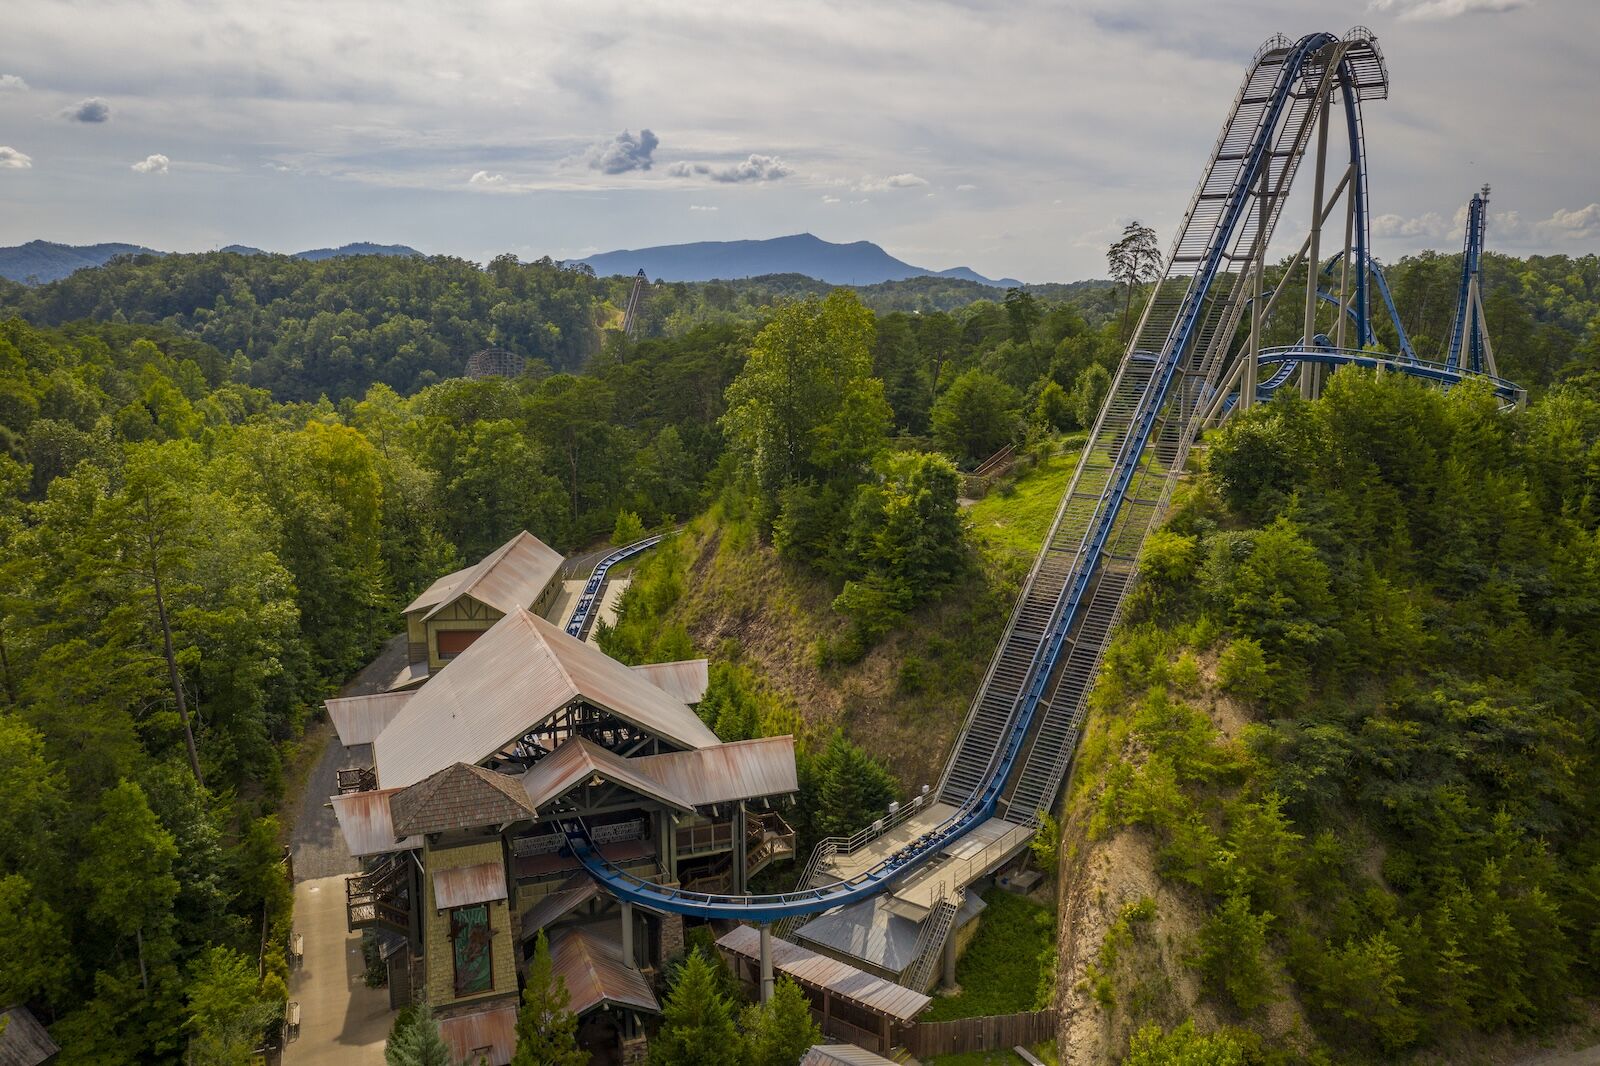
[[285, 635, 407, 1064], [284, 877, 391, 1066]]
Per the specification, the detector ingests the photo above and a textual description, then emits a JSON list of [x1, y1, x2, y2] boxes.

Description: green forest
[[1071, 372, 1600, 1059], [0, 246, 1596, 1064]]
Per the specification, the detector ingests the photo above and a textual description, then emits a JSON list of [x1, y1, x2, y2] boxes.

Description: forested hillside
[[0, 239, 1596, 1064], [1057, 373, 1600, 1062]]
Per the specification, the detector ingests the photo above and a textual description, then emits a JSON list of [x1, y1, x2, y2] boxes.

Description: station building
[[327, 590, 797, 1064]]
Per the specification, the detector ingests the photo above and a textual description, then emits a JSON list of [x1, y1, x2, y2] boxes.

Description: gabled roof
[[0, 1006, 59, 1066], [548, 926, 660, 1016], [403, 530, 563, 621], [390, 763, 536, 836], [634, 736, 798, 806], [521, 737, 699, 815], [326, 690, 415, 747], [331, 788, 422, 856], [373, 607, 719, 789], [630, 659, 711, 704]]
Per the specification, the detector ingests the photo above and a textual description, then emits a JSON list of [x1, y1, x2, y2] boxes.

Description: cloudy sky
[[1, 0, 1595, 281]]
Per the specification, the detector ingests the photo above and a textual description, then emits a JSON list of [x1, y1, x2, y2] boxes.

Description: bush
[[1216, 638, 1271, 701], [611, 509, 646, 546], [1190, 892, 1278, 1012]]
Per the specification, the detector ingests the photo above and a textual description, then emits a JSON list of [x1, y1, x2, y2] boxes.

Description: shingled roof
[[390, 762, 536, 836]]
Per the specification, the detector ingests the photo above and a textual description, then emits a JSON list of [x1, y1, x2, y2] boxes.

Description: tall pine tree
[[511, 931, 586, 1066], [647, 949, 742, 1066]]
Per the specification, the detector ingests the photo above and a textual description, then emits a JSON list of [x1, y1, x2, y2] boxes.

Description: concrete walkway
[[285, 636, 407, 1064], [284, 877, 391, 1066]]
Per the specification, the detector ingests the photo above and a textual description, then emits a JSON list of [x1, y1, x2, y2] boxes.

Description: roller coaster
[[561, 29, 1522, 921]]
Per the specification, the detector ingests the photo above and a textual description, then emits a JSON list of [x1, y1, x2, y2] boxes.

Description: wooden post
[[621, 901, 635, 970], [733, 802, 748, 895]]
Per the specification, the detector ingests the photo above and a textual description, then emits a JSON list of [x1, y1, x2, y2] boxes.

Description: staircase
[[347, 853, 411, 935], [899, 888, 960, 992]]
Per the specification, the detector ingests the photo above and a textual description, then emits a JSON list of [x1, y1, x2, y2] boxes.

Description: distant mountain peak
[[573, 234, 1022, 288]]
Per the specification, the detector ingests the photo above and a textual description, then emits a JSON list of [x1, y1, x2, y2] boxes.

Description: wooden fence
[[906, 1009, 1058, 1058]]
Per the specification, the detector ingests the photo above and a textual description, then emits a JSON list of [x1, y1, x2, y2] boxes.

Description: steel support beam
[[1303, 89, 1331, 398], [759, 924, 774, 1003]]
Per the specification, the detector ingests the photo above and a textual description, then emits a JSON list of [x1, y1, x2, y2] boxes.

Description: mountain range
[[0, 240, 423, 283], [575, 233, 1023, 288]]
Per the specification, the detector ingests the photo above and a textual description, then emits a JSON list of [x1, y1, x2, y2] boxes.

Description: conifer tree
[[511, 931, 586, 1066], [648, 949, 742, 1066], [741, 977, 821, 1066], [385, 1005, 453, 1066]]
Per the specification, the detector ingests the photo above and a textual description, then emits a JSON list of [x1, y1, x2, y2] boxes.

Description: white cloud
[[859, 172, 928, 192], [588, 128, 658, 174], [821, 194, 841, 204], [469, 170, 506, 185], [131, 153, 170, 174], [668, 153, 791, 183], [64, 97, 111, 123], [0, 74, 27, 92], [1539, 203, 1600, 240], [1371, 211, 1450, 239], [956, 183, 978, 192], [0, 146, 32, 169], [1368, 0, 1531, 18], [688, 204, 717, 211]]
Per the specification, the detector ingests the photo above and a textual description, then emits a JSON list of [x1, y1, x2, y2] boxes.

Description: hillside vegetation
[[1056, 372, 1600, 1063]]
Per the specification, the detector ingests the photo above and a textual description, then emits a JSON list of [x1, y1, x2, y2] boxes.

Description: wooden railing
[[336, 766, 376, 793], [676, 821, 733, 858], [906, 1009, 1057, 1058]]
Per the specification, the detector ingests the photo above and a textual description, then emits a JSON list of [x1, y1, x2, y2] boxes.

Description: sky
[[0, 0, 1596, 283]]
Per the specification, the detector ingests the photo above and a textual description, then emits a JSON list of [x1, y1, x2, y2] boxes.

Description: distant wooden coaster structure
[[464, 347, 525, 379]]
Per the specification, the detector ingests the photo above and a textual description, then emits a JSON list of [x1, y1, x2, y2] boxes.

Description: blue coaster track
[[558, 30, 1513, 921]]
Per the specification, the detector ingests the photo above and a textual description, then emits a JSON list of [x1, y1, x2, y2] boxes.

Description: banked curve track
[[559, 30, 1479, 920]]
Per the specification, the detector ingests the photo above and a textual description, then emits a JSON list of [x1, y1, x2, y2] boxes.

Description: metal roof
[[630, 658, 710, 704], [432, 861, 508, 910], [522, 875, 601, 937], [391, 763, 536, 836], [409, 530, 564, 621], [330, 788, 421, 856], [325, 690, 415, 746], [717, 926, 931, 1022], [801, 1046, 902, 1066], [796, 892, 985, 974], [520, 737, 699, 815], [0, 1006, 59, 1066], [373, 607, 718, 789], [437, 1003, 517, 1066], [633, 736, 799, 806], [548, 925, 661, 1016]]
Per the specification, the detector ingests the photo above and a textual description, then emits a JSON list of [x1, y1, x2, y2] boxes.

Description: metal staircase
[[900, 888, 960, 992], [347, 853, 411, 935]]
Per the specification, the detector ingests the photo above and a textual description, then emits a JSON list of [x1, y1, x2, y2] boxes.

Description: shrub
[[1216, 638, 1271, 701]]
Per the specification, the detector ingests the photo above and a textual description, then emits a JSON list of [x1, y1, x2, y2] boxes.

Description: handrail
[[564, 532, 671, 639]]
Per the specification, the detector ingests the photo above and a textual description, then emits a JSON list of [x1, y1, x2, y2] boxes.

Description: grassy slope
[[663, 438, 1079, 791]]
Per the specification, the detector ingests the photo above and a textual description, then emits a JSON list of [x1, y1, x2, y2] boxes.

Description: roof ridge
[[527, 608, 581, 696]]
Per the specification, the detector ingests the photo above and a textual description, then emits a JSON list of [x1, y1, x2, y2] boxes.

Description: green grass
[[966, 436, 1084, 558], [921, 889, 1055, 1021]]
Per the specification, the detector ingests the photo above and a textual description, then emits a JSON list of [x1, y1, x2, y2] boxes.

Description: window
[[450, 904, 493, 996]]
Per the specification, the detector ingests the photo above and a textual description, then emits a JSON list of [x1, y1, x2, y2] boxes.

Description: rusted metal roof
[[635, 736, 798, 806], [522, 875, 601, 937], [630, 658, 710, 704], [717, 926, 931, 1023], [326, 690, 415, 747], [801, 1046, 901, 1066], [521, 737, 699, 815], [331, 788, 422, 856], [548, 926, 660, 1017], [432, 861, 508, 910], [415, 530, 563, 621], [374, 607, 718, 789], [0, 1006, 59, 1066], [391, 763, 535, 836], [437, 1002, 517, 1066]]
